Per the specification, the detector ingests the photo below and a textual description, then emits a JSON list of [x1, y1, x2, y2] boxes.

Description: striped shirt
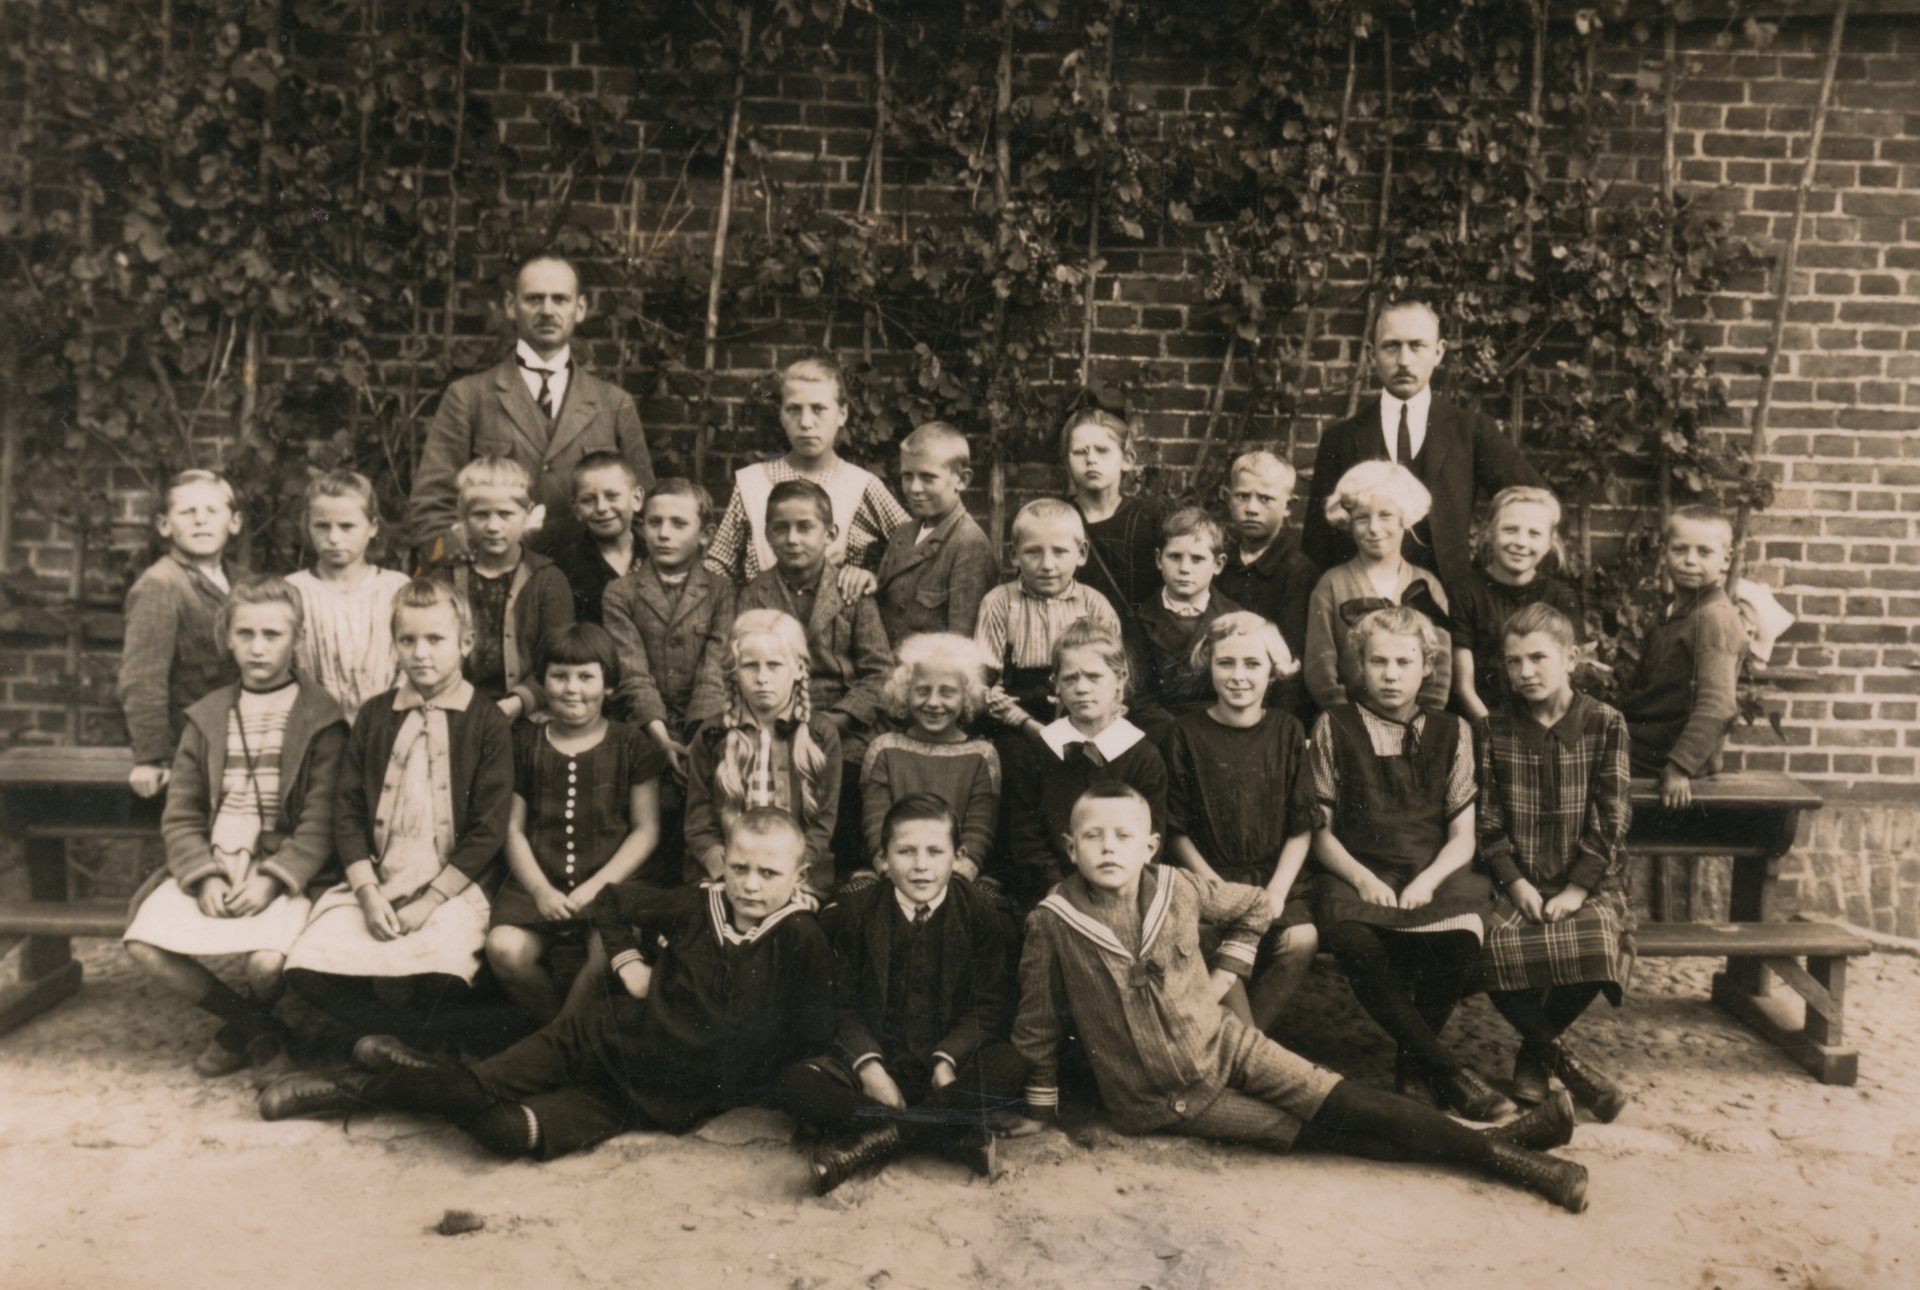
[[973, 580, 1122, 671], [208, 683, 299, 870], [705, 458, 909, 583]]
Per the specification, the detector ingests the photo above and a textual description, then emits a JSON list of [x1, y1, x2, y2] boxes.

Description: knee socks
[[1322, 922, 1463, 1080], [1296, 1078, 1493, 1167], [1490, 983, 1606, 1050]]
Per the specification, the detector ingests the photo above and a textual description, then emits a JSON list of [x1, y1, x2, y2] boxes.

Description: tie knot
[[913, 903, 931, 926]]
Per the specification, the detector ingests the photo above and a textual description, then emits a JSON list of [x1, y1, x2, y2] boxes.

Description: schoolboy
[[119, 469, 244, 797], [603, 478, 735, 775], [1125, 507, 1244, 743], [261, 808, 837, 1162], [1617, 505, 1745, 808], [1012, 783, 1591, 1213], [974, 498, 1122, 727], [873, 422, 998, 645], [780, 794, 1024, 1192], [434, 455, 575, 720], [554, 450, 644, 625], [1062, 409, 1164, 627], [705, 356, 909, 592], [1214, 450, 1321, 691]]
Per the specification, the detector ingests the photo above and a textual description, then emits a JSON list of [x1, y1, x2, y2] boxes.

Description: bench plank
[[0, 745, 136, 788], [1628, 773, 1824, 811], [0, 901, 128, 940], [1635, 922, 1872, 959]]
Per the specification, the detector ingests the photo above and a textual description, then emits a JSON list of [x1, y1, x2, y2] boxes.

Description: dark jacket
[[410, 357, 655, 561], [552, 528, 635, 626], [1124, 589, 1242, 743], [602, 562, 734, 734], [1000, 723, 1170, 912], [737, 569, 895, 760], [334, 682, 516, 899], [1618, 583, 1745, 778], [1301, 393, 1545, 589], [140, 681, 349, 910], [117, 552, 239, 765], [872, 507, 999, 646], [438, 550, 576, 714], [821, 878, 1017, 1072]]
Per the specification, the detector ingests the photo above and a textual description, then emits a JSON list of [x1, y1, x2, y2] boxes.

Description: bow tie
[[1337, 580, 1450, 633], [1063, 740, 1108, 769]]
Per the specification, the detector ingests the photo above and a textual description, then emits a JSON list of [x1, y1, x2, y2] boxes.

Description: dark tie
[[1395, 401, 1412, 466], [1064, 741, 1108, 770], [913, 903, 931, 928], [519, 358, 556, 420]]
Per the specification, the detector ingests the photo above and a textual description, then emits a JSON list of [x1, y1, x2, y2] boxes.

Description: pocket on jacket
[[915, 585, 950, 609]]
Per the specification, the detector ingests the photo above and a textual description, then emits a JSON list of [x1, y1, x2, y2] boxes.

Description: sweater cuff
[[850, 1052, 884, 1072], [1210, 938, 1258, 978], [931, 1051, 958, 1070], [1482, 841, 1523, 888], [256, 860, 299, 897], [1565, 852, 1610, 893], [428, 870, 471, 902], [608, 949, 644, 974], [345, 860, 381, 893]]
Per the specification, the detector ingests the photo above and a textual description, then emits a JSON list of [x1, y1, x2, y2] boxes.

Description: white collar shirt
[[515, 339, 572, 414], [1378, 385, 1433, 464]]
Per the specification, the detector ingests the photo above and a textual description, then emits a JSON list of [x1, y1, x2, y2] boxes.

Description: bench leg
[[1710, 954, 1858, 1086], [0, 834, 86, 1038]]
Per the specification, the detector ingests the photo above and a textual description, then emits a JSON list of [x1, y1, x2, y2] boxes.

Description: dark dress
[[1124, 590, 1242, 744], [1077, 495, 1165, 625], [1307, 703, 1493, 931], [490, 720, 668, 929], [465, 569, 514, 699], [1164, 708, 1315, 927], [1447, 568, 1581, 711]]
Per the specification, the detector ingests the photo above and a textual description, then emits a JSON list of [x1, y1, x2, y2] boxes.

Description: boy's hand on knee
[[833, 564, 878, 601], [1660, 764, 1693, 809], [195, 877, 233, 920], [224, 871, 283, 919], [129, 764, 170, 798], [356, 886, 403, 941], [857, 1061, 908, 1109]]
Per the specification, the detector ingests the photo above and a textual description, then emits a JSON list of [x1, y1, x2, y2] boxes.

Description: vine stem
[[1078, 11, 1114, 391], [987, 0, 1014, 558], [700, 5, 753, 491], [1346, 24, 1393, 419], [1729, 0, 1849, 590], [1657, 12, 1678, 520], [439, 0, 472, 368], [1287, 31, 1360, 458]]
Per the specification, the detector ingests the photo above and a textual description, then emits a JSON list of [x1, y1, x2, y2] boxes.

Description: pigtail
[[712, 608, 827, 829]]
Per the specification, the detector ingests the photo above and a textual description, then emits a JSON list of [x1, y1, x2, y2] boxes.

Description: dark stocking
[[1322, 922, 1466, 1080], [196, 978, 279, 1051], [1396, 931, 1481, 1040], [1294, 1078, 1494, 1166], [286, 970, 511, 1054], [1489, 982, 1606, 1048]]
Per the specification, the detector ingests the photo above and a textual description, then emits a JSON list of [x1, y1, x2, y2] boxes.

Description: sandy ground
[[1, 940, 1916, 1290]]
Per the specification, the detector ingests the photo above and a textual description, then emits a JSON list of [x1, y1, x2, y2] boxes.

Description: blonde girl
[[286, 470, 412, 723], [683, 609, 843, 893], [1304, 460, 1453, 712], [1450, 485, 1582, 720], [859, 633, 1001, 879]]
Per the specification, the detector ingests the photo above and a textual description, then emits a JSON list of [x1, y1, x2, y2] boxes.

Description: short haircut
[[391, 576, 473, 640], [1190, 610, 1299, 680], [883, 632, 991, 725], [1325, 459, 1432, 530], [1051, 616, 1130, 686], [1069, 780, 1152, 826], [780, 354, 847, 407], [216, 575, 303, 642], [899, 421, 972, 473], [1011, 497, 1086, 547], [880, 792, 961, 853], [510, 251, 581, 294], [1159, 506, 1225, 555], [1228, 448, 1297, 496], [1375, 298, 1442, 340], [1501, 602, 1578, 655], [570, 450, 638, 492], [304, 469, 379, 524], [766, 477, 835, 529], [726, 805, 808, 855], [643, 476, 716, 529], [455, 455, 534, 508], [1477, 485, 1566, 568], [1059, 407, 1138, 463], [535, 621, 622, 689], [164, 468, 236, 510], [1344, 604, 1446, 675], [1664, 503, 1734, 544]]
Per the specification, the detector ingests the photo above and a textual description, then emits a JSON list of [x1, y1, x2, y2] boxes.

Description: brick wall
[[3, 7, 1917, 927]]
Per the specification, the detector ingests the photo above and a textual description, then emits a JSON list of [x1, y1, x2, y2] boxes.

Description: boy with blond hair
[[873, 422, 997, 645]]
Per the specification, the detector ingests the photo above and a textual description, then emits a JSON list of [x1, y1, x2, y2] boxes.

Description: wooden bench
[[1625, 772, 1870, 1085], [0, 746, 158, 1035]]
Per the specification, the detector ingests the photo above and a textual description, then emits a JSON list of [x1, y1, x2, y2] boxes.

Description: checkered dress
[[1477, 693, 1637, 998]]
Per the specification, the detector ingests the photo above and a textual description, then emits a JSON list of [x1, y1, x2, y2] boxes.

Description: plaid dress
[[1477, 693, 1637, 1001]]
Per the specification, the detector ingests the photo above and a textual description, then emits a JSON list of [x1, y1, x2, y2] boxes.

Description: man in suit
[[1300, 300, 1545, 588], [410, 253, 655, 564]]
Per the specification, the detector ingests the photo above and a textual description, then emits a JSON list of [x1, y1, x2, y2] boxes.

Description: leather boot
[[1510, 1045, 1552, 1106], [353, 1034, 439, 1073], [259, 1068, 372, 1121], [1480, 1090, 1575, 1152], [811, 1125, 907, 1195], [938, 1124, 998, 1180], [1428, 1066, 1516, 1122], [1484, 1140, 1588, 1213], [1543, 1041, 1626, 1123]]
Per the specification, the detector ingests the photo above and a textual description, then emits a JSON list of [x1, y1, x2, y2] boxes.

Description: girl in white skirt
[[124, 577, 349, 1077], [283, 578, 517, 1055]]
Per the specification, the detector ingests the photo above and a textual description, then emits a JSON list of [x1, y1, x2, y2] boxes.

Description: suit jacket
[[410, 356, 655, 561], [603, 562, 735, 734], [1300, 393, 1545, 588], [821, 878, 1017, 1072], [737, 570, 895, 761], [872, 508, 999, 646]]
